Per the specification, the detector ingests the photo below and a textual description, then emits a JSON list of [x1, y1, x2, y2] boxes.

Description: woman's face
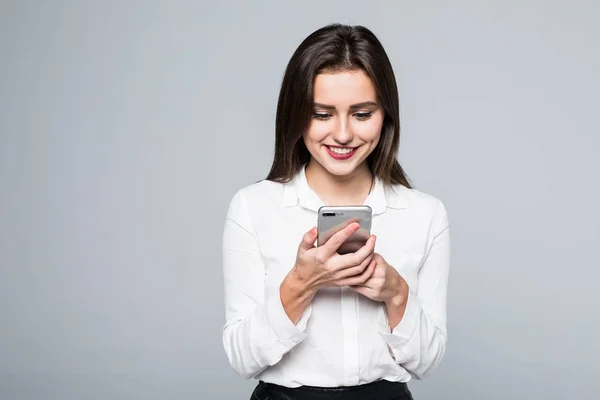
[[304, 69, 384, 179]]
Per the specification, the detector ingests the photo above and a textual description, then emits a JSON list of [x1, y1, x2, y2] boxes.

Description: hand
[[348, 253, 409, 305], [289, 223, 377, 293]]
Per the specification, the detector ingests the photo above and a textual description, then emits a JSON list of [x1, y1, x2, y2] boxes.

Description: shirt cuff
[[265, 289, 311, 346], [378, 288, 420, 350]]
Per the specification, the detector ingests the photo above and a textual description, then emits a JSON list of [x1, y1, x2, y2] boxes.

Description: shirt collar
[[282, 165, 410, 215]]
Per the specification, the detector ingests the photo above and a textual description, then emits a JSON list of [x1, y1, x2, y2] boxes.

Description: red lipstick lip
[[325, 145, 357, 160]]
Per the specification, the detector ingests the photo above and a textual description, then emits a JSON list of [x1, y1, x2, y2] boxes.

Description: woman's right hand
[[291, 222, 377, 293], [279, 223, 376, 324]]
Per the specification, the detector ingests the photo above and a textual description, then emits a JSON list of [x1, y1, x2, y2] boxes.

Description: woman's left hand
[[347, 253, 410, 329], [346, 253, 406, 302]]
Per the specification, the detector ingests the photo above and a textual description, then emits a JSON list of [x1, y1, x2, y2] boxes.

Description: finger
[[349, 284, 376, 298], [336, 259, 376, 287], [372, 252, 383, 263], [338, 234, 376, 267], [298, 227, 318, 252], [350, 257, 381, 288], [322, 222, 360, 256], [335, 253, 373, 279]]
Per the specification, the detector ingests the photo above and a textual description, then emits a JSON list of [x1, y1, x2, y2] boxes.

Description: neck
[[305, 159, 373, 206]]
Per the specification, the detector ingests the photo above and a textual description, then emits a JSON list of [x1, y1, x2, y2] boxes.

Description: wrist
[[284, 267, 317, 302], [386, 292, 407, 308], [384, 280, 409, 330], [385, 276, 409, 308], [280, 269, 316, 324]]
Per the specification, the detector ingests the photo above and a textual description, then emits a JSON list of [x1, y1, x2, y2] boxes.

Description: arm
[[221, 190, 312, 379], [379, 199, 451, 379]]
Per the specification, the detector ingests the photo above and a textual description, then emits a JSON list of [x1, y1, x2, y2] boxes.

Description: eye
[[354, 112, 372, 121], [313, 112, 332, 121]]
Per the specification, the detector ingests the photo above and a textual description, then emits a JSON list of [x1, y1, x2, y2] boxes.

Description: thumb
[[298, 226, 318, 252]]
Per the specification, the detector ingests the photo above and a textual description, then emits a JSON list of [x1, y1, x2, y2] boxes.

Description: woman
[[222, 24, 450, 400]]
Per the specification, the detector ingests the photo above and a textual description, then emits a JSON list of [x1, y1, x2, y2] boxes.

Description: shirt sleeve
[[379, 198, 451, 379], [221, 189, 312, 379]]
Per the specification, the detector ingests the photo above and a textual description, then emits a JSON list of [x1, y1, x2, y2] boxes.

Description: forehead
[[313, 70, 377, 105]]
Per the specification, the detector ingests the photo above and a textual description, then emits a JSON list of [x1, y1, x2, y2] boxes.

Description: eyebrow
[[313, 101, 379, 111]]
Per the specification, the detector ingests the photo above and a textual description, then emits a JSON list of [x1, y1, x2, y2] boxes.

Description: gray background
[[1, 1, 598, 399]]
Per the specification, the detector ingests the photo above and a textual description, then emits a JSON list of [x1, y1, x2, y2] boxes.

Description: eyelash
[[312, 112, 372, 121]]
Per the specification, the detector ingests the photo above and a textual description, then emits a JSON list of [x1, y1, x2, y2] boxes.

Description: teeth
[[328, 146, 353, 154]]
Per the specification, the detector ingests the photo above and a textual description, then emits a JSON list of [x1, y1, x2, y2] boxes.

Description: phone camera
[[323, 212, 336, 217]]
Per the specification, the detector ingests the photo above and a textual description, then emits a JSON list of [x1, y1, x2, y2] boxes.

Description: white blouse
[[221, 167, 451, 387]]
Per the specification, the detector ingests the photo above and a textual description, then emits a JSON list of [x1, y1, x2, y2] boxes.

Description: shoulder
[[228, 179, 284, 205], [225, 179, 286, 221], [388, 184, 449, 226], [409, 187, 446, 212]]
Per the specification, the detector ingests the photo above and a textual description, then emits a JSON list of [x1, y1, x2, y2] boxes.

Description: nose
[[332, 117, 353, 145]]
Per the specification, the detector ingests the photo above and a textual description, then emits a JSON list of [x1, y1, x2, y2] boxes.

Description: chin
[[320, 161, 361, 177]]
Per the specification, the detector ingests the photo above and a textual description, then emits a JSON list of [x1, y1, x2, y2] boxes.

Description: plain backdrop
[[1, 1, 599, 399]]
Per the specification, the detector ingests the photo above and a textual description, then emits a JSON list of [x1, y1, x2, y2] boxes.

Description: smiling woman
[[221, 24, 451, 400], [305, 70, 384, 193], [266, 25, 410, 192]]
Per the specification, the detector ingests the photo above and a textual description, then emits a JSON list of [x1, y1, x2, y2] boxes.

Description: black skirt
[[250, 379, 414, 400]]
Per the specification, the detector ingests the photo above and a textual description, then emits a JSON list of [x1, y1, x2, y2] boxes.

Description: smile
[[325, 145, 358, 160]]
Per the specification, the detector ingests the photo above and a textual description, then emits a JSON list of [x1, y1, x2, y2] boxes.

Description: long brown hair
[[266, 23, 411, 188]]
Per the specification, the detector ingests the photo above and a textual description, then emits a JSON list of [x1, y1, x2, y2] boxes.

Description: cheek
[[305, 121, 331, 143], [353, 118, 383, 142]]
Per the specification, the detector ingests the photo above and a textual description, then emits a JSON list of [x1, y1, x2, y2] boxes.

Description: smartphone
[[317, 205, 372, 254]]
